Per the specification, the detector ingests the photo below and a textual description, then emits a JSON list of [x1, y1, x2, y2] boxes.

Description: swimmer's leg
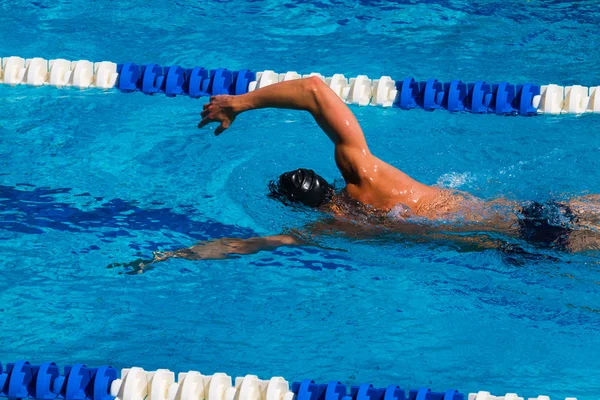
[[565, 230, 600, 252], [567, 197, 600, 229], [572, 194, 600, 202], [568, 195, 600, 214]]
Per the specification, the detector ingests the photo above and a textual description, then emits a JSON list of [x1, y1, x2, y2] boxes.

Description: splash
[[436, 172, 474, 189]]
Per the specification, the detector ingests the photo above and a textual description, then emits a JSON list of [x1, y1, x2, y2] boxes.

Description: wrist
[[233, 94, 253, 114]]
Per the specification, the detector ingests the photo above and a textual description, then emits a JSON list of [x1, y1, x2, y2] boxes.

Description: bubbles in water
[[387, 203, 411, 220], [436, 172, 473, 189]]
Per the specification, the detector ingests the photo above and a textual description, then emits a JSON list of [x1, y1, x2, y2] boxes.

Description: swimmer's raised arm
[[199, 77, 372, 184]]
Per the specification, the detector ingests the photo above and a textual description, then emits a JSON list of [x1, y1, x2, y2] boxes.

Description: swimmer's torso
[[327, 152, 523, 235], [330, 187, 520, 231], [336, 154, 517, 224]]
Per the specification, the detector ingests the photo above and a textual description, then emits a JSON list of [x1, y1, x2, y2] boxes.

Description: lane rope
[[0, 361, 579, 400], [1, 56, 599, 115]]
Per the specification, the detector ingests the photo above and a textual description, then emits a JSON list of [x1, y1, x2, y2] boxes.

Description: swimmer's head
[[268, 168, 333, 208]]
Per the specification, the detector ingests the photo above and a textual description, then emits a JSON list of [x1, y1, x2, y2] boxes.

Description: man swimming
[[114, 77, 600, 271]]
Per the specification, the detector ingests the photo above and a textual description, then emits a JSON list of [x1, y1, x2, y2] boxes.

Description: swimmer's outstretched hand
[[198, 95, 239, 135]]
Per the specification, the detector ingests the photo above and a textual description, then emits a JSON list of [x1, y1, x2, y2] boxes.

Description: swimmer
[[114, 77, 600, 271]]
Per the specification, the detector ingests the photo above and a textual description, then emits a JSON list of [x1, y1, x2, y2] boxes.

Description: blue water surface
[[1, 1, 600, 399]]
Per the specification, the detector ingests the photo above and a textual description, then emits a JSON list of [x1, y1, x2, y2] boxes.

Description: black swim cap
[[269, 168, 332, 207]]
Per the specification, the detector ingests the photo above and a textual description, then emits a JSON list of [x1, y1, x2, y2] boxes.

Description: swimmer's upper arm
[[307, 78, 368, 148], [305, 78, 373, 182]]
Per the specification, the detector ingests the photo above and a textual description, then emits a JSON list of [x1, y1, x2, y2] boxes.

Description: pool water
[[1, 0, 600, 399]]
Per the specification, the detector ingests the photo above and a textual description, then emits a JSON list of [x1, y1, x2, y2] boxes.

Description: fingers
[[198, 117, 228, 133], [214, 124, 226, 135], [198, 117, 211, 129], [214, 120, 231, 136], [199, 98, 233, 133]]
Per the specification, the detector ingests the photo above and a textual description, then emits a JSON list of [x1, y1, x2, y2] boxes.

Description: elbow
[[302, 76, 327, 113], [303, 75, 326, 91]]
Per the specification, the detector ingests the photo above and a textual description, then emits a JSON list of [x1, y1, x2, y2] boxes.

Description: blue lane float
[[465, 81, 492, 113], [396, 78, 420, 110], [0, 361, 118, 400], [442, 80, 467, 112], [186, 66, 209, 98], [1, 55, 599, 115], [0, 360, 580, 400]]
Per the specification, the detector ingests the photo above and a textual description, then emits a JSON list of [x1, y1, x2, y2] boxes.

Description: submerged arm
[[108, 234, 304, 274], [162, 235, 301, 260]]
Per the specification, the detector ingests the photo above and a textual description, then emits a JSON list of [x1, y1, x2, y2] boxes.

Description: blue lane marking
[[115, 62, 253, 98]]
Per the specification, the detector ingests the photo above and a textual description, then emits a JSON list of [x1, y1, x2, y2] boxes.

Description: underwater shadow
[[0, 184, 256, 242]]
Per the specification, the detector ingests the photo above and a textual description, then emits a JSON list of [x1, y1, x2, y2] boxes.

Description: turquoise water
[[1, 0, 600, 399]]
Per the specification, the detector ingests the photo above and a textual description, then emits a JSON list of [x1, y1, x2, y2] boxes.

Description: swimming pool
[[1, 0, 600, 399]]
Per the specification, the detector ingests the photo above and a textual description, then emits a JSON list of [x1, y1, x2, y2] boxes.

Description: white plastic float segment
[[497, 394, 523, 400], [266, 377, 294, 400], [248, 70, 280, 91], [588, 86, 600, 113], [111, 369, 236, 400], [70, 60, 94, 88], [0, 57, 3, 82], [226, 375, 261, 400], [347, 75, 373, 106], [207, 373, 233, 400], [49, 59, 72, 87], [371, 76, 397, 107], [279, 71, 301, 82], [168, 371, 207, 400], [225, 375, 293, 400], [532, 90, 542, 111], [2, 56, 27, 85], [301, 72, 325, 82], [562, 85, 589, 114], [148, 369, 176, 400], [111, 367, 150, 400], [94, 61, 118, 88], [25, 57, 49, 86], [527, 397, 550, 400], [537, 84, 565, 114], [535, 84, 600, 115], [469, 392, 496, 400], [265, 376, 296, 400], [325, 74, 350, 101]]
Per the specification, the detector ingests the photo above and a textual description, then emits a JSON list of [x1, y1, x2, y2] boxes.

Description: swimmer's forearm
[[235, 78, 321, 115], [232, 77, 369, 151], [236, 235, 303, 253], [156, 235, 304, 261]]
